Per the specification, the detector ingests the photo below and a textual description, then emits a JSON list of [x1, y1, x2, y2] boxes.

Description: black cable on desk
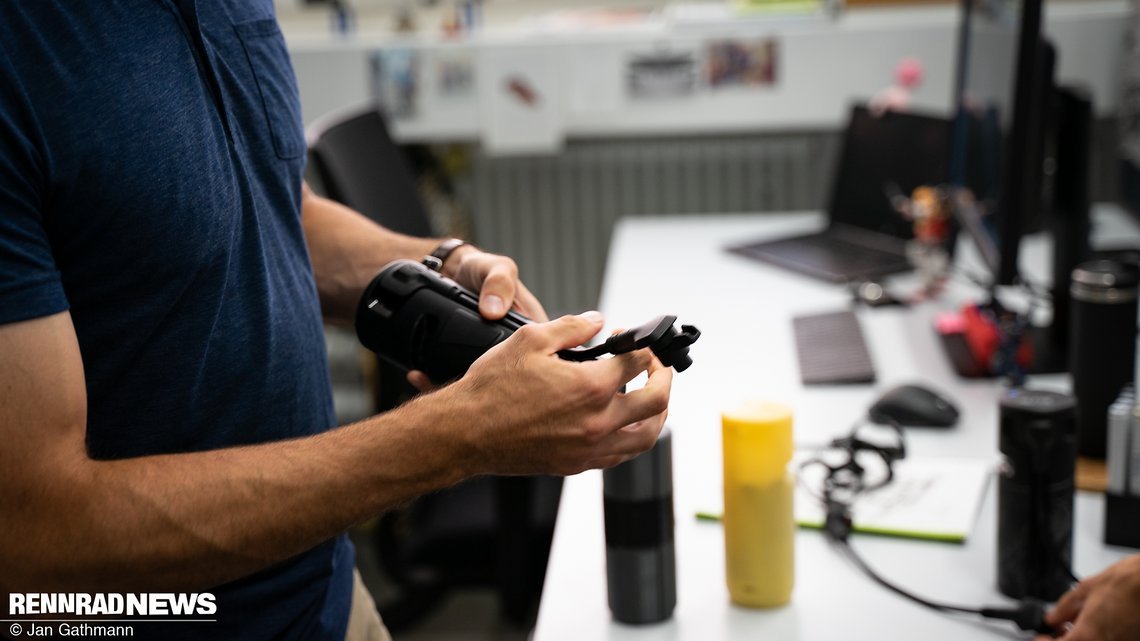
[[811, 424, 1058, 636], [823, 505, 1050, 633]]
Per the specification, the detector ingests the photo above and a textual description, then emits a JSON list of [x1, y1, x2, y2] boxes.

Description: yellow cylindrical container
[[722, 401, 795, 608]]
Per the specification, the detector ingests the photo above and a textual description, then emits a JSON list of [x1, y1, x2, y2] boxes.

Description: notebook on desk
[[699, 455, 995, 543], [793, 455, 994, 542], [727, 105, 951, 283]]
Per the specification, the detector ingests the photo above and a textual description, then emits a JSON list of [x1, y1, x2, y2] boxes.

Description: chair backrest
[[308, 107, 427, 411], [308, 107, 433, 238]]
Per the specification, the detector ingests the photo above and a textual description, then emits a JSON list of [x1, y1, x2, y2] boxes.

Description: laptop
[[728, 105, 952, 283]]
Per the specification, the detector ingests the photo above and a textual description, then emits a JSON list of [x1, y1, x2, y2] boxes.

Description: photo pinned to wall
[[435, 53, 476, 100], [371, 48, 419, 118], [505, 75, 542, 107], [706, 38, 779, 89], [479, 46, 564, 154], [627, 49, 698, 100]]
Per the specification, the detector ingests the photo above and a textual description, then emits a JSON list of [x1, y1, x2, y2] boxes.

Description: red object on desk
[[960, 304, 1033, 373], [935, 305, 1033, 376]]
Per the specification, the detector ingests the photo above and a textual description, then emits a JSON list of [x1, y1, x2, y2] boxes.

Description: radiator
[[466, 131, 841, 316]]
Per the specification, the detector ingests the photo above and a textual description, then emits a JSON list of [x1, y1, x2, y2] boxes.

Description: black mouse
[[869, 384, 960, 427]]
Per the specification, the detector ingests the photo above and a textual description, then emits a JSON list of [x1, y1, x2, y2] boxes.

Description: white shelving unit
[[282, 0, 1129, 153]]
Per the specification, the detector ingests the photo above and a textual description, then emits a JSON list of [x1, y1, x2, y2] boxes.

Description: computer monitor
[[946, 0, 1093, 375], [950, 0, 1017, 199], [997, 0, 1058, 286], [950, 0, 1013, 276]]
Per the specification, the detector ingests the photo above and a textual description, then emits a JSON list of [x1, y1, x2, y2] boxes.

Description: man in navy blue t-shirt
[[0, 2, 672, 640]]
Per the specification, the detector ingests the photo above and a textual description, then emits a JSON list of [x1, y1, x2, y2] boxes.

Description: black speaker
[[997, 388, 1076, 601]]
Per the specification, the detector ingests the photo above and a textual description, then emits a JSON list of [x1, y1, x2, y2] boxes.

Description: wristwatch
[[423, 238, 469, 272]]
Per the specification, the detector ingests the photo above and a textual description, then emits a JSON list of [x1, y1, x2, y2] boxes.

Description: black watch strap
[[424, 238, 469, 272]]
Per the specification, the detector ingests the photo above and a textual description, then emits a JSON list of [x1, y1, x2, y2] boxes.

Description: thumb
[[478, 262, 516, 320], [532, 311, 604, 352]]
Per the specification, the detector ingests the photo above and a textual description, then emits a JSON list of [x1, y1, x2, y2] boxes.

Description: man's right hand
[[444, 311, 673, 476], [1037, 554, 1140, 641]]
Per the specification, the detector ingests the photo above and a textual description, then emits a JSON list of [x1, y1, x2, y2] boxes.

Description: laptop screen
[[827, 106, 952, 240]]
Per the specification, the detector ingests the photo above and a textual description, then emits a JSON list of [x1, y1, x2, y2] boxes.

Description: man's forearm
[[301, 185, 449, 323], [3, 308, 669, 596], [8, 389, 476, 593], [302, 183, 546, 325]]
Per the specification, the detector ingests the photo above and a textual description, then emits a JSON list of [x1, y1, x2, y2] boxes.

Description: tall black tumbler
[[997, 388, 1077, 601], [1069, 259, 1139, 458], [603, 427, 676, 624]]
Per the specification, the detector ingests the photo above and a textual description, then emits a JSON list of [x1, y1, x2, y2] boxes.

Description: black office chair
[[307, 105, 562, 632], [308, 107, 432, 238], [307, 107, 431, 414]]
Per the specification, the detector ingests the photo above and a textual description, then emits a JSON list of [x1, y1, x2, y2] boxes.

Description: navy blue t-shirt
[[0, 1, 353, 639]]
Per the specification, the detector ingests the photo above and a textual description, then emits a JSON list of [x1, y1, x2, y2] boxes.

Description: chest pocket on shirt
[[232, 19, 305, 160]]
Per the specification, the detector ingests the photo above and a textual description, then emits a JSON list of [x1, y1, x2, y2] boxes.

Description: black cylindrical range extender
[[997, 388, 1077, 601]]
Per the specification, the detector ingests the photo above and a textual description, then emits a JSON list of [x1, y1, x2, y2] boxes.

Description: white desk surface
[[534, 206, 1140, 641]]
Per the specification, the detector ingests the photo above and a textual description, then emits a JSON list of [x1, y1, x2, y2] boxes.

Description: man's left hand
[[407, 247, 548, 392], [442, 246, 548, 323]]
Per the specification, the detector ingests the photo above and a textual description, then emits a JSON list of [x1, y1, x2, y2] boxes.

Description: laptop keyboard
[[727, 226, 911, 283], [793, 309, 877, 385], [761, 234, 908, 278]]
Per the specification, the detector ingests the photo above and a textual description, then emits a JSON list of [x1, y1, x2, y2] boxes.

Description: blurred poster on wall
[[706, 38, 779, 88], [627, 50, 698, 100], [372, 48, 419, 118], [479, 46, 564, 155], [435, 53, 476, 100]]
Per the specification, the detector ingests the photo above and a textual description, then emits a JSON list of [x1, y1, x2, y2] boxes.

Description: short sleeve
[[0, 54, 68, 325]]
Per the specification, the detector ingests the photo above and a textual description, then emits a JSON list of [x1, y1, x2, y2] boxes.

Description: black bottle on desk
[[603, 427, 676, 624], [1069, 259, 1139, 459], [997, 389, 1076, 601]]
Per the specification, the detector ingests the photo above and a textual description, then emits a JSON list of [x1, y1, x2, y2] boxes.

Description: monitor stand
[[1026, 324, 1068, 374]]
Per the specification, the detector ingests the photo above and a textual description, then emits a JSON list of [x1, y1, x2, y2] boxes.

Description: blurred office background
[[293, 0, 1130, 638]]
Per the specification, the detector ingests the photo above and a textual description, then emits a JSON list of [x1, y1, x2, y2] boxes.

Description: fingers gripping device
[[355, 259, 701, 384]]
